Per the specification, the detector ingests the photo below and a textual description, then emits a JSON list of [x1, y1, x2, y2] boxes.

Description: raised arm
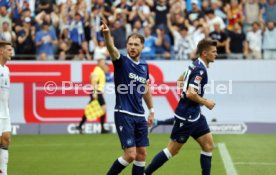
[[101, 22, 120, 60]]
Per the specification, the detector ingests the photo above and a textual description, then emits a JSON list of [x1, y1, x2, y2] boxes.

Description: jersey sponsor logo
[[128, 73, 147, 84], [180, 122, 184, 127], [119, 126, 123, 132], [194, 76, 202, 84], [200, 70, 204, 75]]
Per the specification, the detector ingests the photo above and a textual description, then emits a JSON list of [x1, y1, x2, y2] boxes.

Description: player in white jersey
[[0, 41, 13, 175]]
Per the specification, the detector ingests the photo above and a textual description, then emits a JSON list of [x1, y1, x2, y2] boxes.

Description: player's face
[[1, 45, 13, 61], [205, 46, 217, 63], [127, 37, 144, 60]]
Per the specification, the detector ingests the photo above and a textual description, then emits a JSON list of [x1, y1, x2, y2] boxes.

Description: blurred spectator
[[209, 23, 228, 59], [167, 14, 196, 60], [186, 0, 205, 24], [259, 0, 267, 22], [206, 9, 225, 32], [210, 0, 227, 22], [0, 21, 16, 44], [57, 27, 71, 60], [151, 0, 170, 30], [141, 25, 157, 60], [69, 12, 85, 55], [244, 22, 262, 59], [35, 0, 55, 14], [0, 0, 10, 9], [170, 12, 185, 28], [186, 19, 208, 46], [111, 20, 127, 55], [114, 0, 132, 21], [129, 0, 151, 27], [201, 0, 210, 13], [225, 0, 244, 31], [132, 20, 144, 35], [265, 0, 276, 23], [92, 0, 112, 21], [14, 9, 34, 33], [35, 22, 58, 60], [262, 21, 276, 59], [16, 17, 36, 60], [244, 0, 261, 31], [226, 22, 246, 59], [0, 6, 11, 30], [155, 24, 171, 59], [93, 36, 108, 60]]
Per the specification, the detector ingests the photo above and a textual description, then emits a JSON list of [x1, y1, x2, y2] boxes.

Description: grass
[[9, 134, 276, 175]]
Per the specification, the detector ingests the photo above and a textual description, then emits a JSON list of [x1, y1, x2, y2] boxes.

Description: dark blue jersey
[[113, 54, 149, 116], [174, 58, 208, 121]]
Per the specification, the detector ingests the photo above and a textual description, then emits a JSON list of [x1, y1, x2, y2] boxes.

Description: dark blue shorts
[[114, 112, 149, 149], [170, 114, 210, 144]]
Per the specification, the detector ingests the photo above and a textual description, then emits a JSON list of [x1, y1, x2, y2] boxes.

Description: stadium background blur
[[2, 0, 276, 174]]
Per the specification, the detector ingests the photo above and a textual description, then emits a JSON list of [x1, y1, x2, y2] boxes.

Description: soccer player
[[101, 21, 154, 175], [0, 41, 13, 175], [145, 39, 217, 175], [76, 57, 110, 134]]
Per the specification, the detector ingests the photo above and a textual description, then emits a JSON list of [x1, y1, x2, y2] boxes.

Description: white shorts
[[0, 118, 11, 135]]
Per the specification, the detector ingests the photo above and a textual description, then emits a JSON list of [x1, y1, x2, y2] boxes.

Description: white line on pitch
[[218, 143, 238, 175], [234, 162, 276, 166]]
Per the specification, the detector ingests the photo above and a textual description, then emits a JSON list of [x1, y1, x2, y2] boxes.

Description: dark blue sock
[[158, 118, 175, 125], [132, 161, 145, 175], [200, 151, 212, 175], [145, 148, 172, 175], [107, 157, 129, 175]]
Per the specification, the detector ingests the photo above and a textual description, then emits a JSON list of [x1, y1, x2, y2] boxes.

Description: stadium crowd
[[0, 0, 275, 60]]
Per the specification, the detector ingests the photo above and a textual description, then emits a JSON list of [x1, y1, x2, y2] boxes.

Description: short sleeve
[[188, 68, 206, 90]]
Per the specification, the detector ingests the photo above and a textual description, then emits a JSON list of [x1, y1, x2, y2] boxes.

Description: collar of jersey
[[198, 57, 207, 69], [127, 54, 140, 65]]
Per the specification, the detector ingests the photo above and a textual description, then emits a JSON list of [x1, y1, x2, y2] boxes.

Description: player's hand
[[205, 99, 216, 110], [100, 21, 110, 34], [147, 112, 154, 127]]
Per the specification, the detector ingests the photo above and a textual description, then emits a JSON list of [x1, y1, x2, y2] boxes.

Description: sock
[[100, 114, 106, 131], [200, 150, 212, 175], [106, 156, 129, 175], [78, 115, 87, 128], [132, 160, 145, 175], [0, 145, 8, 175], [145, 148, 172, 175], [157, 118, 175, 125]]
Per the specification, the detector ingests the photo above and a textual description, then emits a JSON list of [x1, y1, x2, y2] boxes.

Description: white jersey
[[0, 65, 10, 119]]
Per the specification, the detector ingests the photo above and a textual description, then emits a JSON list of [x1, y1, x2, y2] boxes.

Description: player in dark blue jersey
[[101, 22, 154, 175], [145, 39, 217, 175]]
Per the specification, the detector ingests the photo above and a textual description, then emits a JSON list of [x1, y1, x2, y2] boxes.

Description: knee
[[202, 143, 214, 152], [124, 151, 137, 162], [1, 137, 11, 146], [136, 150, 147, 160]]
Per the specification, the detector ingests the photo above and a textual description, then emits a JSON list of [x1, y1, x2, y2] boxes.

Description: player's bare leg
[[106, 147, 136, 175], [132, 147, 146, 175], [196, 133, 214, 175], [145, 140, 183, 175], [0, 132, 11, 175]]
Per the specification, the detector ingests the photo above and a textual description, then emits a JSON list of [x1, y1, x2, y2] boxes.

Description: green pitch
[[9, 134, 276, 175]]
